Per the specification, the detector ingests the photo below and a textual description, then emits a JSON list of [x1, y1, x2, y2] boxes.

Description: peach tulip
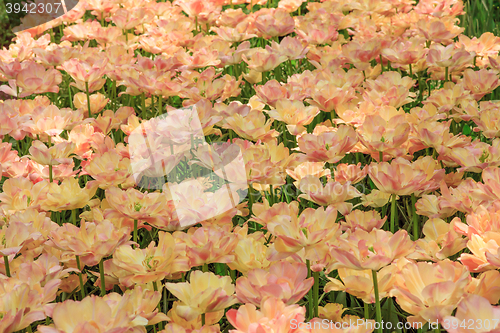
[[37, 293, 158, 333], [227, 297, 307, 333], [48, 219, 131, 266], [411, 218, 466, 261], [167, 300, 224, 330], [28, 140, 75, 166], [39, 177, 99, 211], [442, 295, 500, 333], [390, 259, 470, 325], [266, 205, 341, 261], [327, 228, 415, 272], [165, 271, 237, 322], [235, 260, 314, 306], [61, 58, 108, 93], [466, 270, 500, 305], [223, 109, 279, 142], [173, 225, 238, 267], [265, 99, 320, 136], [298, 176, 361, 215], [254, 9, 295, 38], [5, 61, 62, 98], [112, 231, 189, 287], [333, 163, 367, 185], [341, 210, 387, 232], [82, 150, 135, 189], [325, 265, 396, 304], [297, 125, 358, 164]]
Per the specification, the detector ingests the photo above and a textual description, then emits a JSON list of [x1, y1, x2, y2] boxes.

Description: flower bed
[[1, 0, 500, 332]]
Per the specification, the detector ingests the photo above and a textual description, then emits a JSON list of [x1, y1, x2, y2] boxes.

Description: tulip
[[113, 231, 189, 288], [442, 295, 500, 333], [235, 260, 314, 306], [227, 298, 307, 333], [165, 271, 237, 322], [390, 259, 470, 325]]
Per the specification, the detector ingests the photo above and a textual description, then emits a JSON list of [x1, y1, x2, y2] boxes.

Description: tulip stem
[[306, 259, 313, 320], [68, 79, 74, 109], [372, 270, 382, 333], [111, 80, 117, 112], [152, 280, 164, 329], [411, 194, 419, 240], [390, 193, 397, 233], [202, 263, 208, 272], [158, 95, 162, 115], [3, 255, 10, 277], [201, 313, 206, 326], [133, 219, 138, 247], [444, 67, 449, 83], [85, 81, 92, 119], [141, 93, 146, 118], [75, 255, 86, 299], [379, 151, 383, 163], [99, 258, 106, 296], [49, 164, 53, 183], [312, 270, 319, 318], [364, 302, 369, 319]]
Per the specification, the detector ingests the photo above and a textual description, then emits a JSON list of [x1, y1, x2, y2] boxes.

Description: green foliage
[[459, 0, 500, 38]]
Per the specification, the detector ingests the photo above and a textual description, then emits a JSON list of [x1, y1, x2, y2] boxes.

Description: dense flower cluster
[[1, 0, 500, 332]]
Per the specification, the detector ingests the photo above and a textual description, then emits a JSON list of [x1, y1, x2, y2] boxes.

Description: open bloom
[[297, 125, 358, 164], [286, 161, 329, 187], [442, 294, 500, 333], [165, 271, 237, 322], [173, 225, 238, 267], [105, 186, 169, 225], [166, 300, 224, 331], [458, 232, 500, 272], [28, 140, 75, 166], [411, 218, 467, 261], [367, 157, 444, 196], [48, 219, 131, 267], [0, 281, 56, 333], [242, 47, 287, 72], [265, 99, 319, 135], [466, 270, 500, 305], [325, 265, 396, 304], [341, 210, 386, 232], [227, 298, 307, 333], [254, 9, 295, 37], [223, 109, 279, 142], [266, 205, 341, 263], [333, 163, 367, 185], [61, 58, 108, 93], [82, 150, 134, 189], [37, 290, 165, 333], [390, 259, 470, 325], [0, 61, 62, 98], [235, 260, 314, 306], [226, 225, 270, 274], [39, 178, 99, 211], [112, 231, 189, 287], [298, 176, 361, 215], [327, 228, 415, 272]]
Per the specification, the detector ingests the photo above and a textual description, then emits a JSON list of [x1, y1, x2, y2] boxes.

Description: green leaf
[[381, 297, 402, 333], [335, 291, 347, 307], [463, 123, 472, 136]]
